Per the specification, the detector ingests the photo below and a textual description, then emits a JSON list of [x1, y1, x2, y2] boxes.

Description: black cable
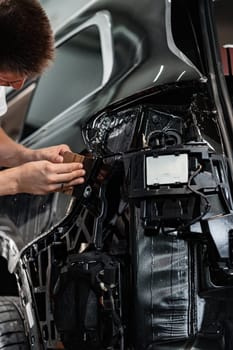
[[163, 164, 211, 236], [186, 164, 211, 225]]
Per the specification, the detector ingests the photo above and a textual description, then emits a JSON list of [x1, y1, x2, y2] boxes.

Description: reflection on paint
[[153, 65, 164, 82]]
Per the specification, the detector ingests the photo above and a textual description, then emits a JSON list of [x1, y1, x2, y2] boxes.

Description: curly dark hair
[[0, 0, 55, 76]]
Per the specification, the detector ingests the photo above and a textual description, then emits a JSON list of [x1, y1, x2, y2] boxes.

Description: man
[[0, 0, 85, 195]]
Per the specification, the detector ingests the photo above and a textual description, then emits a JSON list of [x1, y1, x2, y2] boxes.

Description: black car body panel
[[22, 0, 204, 150], [0, 0, 233, 349]]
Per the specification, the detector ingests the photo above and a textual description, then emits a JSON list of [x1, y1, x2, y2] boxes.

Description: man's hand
[[0, 128, 86, 195], [32, 144, 72, 163], [6, 160, 86, 195]]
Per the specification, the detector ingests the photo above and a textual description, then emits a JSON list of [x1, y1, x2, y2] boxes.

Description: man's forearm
[[0, 167, 19, 194], [0, 127, 34, 167]]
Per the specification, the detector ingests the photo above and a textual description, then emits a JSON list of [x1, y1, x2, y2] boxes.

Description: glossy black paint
[[23, 0, 204, 150]]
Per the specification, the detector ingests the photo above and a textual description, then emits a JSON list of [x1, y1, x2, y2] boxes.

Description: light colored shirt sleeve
[[0, 87, 7, 117]]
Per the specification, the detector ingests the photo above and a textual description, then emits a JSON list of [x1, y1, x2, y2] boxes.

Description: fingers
[[45, 162, 86, 187], [35, 144, 71, 163], [58, 144, 71, 155], [52, 145, 71, 162], [52, 162, 84, 174], [55, 169, 86, 184]]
